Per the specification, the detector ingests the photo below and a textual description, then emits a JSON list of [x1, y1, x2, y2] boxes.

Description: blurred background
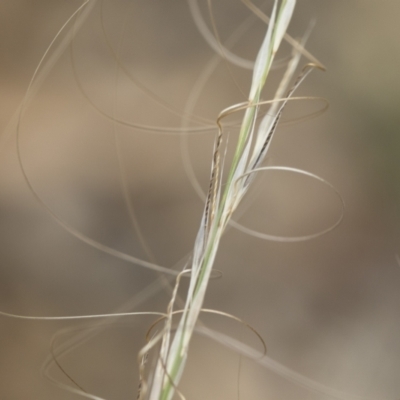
[[1, 1, 400, 399]]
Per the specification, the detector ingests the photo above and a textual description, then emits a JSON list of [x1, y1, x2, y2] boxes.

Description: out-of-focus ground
[[1, 1, 400, 399]]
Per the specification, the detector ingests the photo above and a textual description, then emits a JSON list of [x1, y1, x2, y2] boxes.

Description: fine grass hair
[[1, 1, 349, 400]]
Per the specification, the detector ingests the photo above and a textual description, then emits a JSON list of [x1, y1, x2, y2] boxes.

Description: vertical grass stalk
[[147, 1, 299, 399]]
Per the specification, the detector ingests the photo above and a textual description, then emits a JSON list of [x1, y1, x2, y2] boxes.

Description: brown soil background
[[1, 1, 400, 399]]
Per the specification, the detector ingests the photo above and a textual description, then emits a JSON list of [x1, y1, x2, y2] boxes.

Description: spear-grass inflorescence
[[145, 1, 326, 399]]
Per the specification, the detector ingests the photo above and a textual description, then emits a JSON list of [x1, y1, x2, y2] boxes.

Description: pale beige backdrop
[[1, 1, 400, 399]]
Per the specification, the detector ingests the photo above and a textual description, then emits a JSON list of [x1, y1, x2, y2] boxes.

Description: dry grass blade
[[147, 2, 306, 399]]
